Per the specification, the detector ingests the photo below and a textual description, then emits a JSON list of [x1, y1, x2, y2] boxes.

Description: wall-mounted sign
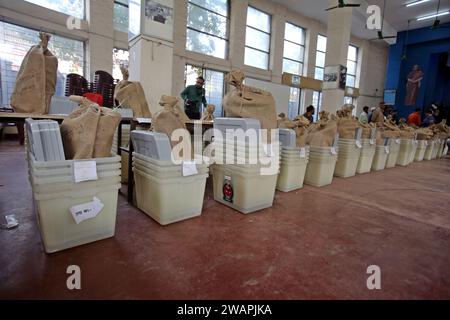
[[128, 0, 174, 42], [281, 73, 322, 91], [323, 65, 347, 90]]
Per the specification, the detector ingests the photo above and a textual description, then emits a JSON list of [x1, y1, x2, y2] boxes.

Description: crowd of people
[[358, 102, 449, 129]]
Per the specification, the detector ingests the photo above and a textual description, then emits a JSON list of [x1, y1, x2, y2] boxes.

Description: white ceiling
[[271, 0, 450, 42]]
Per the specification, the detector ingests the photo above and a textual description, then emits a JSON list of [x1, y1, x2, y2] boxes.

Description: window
[[0, 22, 85, 107], [312, 91, 322, 122], [344, 96, 357, 115], [114, 0, 129, 33], [244, 6, 271, 70], [25, 0, 84, 19], [184, 65, 225, 117], [186, 0, 229, 59], [282, 22, 305, 76], [346, 45, 358, 88], [314, 35, 327, 80], [288, 88, 303, 119], [112, 48, 129, 80], [283, 23, 306, 119]]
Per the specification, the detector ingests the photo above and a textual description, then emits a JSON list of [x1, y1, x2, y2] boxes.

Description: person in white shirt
[[359, 106, 369, 124]]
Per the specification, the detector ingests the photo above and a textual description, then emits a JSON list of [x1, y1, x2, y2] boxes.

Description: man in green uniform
[[181, 76, 208, 120]]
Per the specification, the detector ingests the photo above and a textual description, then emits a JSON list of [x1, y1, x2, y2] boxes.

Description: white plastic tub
[[211, 164, 278, 214], [356, 140, 376, 174], [396, 139, 414, 167], [34, 183, 120, 253], [304, 151, 337, 187], [423, 141, 435, 160], [277, 158, 308, 192], [133, 168, 208, 225], [386, 139, 401, 168], [372, 145, 389, 171], [414, 140, 427, 162], [334, 140, 362, 178]]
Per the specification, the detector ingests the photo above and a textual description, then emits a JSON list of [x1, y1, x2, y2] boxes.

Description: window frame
[[113, 0, 129, 32], [184, 64, 227, 117], [25, 0, 86, 20], [244, 6, 272, 70], [0, 21, 86, 106], [186, 0, 230, 59], [282, 22, 306, 76], [346, 44, 358, 88], [314, 34, 327, 81]]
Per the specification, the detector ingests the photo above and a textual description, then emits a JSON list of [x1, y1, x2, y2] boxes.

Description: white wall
[[244, 78, 291, 116]]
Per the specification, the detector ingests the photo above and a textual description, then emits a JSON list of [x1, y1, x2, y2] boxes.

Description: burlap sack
[[335, 105, 360, 139], [306, 111, 338, 147], [293, 116, 310, 148], [61, 104, 100, 159], [201, 104, 215, 121], [10, 32, 58, 114], [278, 113, 297, 129], [360, 123, 376, 139], [398, 125, 416, 139], [93, 108, 122, 158], [61, 96, 121, 159], [152, 95, 187, 147], [223, 70, 277, 132], [114, 67, 152, 118], [415, 128, 434, 141]]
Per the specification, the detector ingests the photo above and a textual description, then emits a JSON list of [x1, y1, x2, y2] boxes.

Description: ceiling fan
[[326, 0, 361, 12], [430, 0, 450, 29], [370, 0, 397, 41]]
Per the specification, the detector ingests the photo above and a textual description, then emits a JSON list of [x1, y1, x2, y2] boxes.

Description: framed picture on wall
[[144, 0, 174, 41], [323, 65, 339, 90]]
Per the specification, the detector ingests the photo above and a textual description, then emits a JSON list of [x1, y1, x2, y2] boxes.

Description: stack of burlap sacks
[[61, 96, 121, 159]]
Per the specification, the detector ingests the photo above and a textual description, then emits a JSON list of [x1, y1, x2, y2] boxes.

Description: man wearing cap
[[181, 76, 208, 120]]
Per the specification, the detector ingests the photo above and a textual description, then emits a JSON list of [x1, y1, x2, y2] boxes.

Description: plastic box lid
[[131, 130, 172, 161], [213, 118, 261, 140], [48, 96, 78, 115], [278, 129, 296, 148]]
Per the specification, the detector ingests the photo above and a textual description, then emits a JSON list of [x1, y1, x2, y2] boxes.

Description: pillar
[[321, 0, 353, 114]]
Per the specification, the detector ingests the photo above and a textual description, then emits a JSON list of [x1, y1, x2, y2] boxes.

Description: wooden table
[[0, 112, 67, 145]]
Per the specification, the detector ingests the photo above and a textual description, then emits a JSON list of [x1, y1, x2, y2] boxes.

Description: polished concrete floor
[[1, 138, 449, 299]]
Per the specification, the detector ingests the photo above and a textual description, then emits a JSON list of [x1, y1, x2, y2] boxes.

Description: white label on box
[[425, 141, 429, 146], [354, 128, 362, 141], [73, 161, 98, 183], [331, 147, 338, 155], [70, 197, 104, 225], [182, 161, 198, 177], [224, 175, 232, 181], [136, 118, 152, 124], [356, 140, 362, 149], [299, 148, 306, 158], [395, 139, 401, 144], [370, 139, 375, 145], [385, 146, 390, 154]]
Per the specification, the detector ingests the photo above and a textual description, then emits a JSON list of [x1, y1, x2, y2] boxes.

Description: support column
[[86, 0, 114, 79], [128, 0, 175, 114], [321, 0, 353, 114]]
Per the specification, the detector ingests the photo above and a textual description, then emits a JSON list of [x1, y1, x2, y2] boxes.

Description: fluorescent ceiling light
[[417, 11, 450, 21], [406, 0, 431, 7]]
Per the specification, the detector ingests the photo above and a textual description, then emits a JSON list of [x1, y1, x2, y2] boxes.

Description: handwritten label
[[356, 140, 362, 149], [182, 161, 198, 177], [73, 161, 97, 183], [70, 197, 104, 224], [395, 139, 401, 144], [385, 146, 390, 154], [369, 139, 376, 145]]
